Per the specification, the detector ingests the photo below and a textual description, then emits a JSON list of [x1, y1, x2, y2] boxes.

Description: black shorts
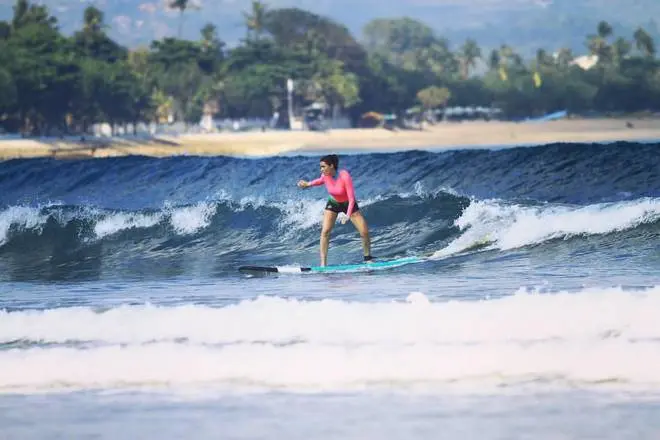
[[325, 197, 360, 214]]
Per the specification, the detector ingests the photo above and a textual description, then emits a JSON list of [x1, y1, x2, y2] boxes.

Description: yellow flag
[[533, 71, 542, 88]]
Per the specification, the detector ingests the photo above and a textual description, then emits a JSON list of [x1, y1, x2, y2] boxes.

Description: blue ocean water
[[0, 140, 659, 439]]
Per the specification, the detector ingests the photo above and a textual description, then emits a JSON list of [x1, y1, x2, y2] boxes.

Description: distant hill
[[1, 0, 659, 56]]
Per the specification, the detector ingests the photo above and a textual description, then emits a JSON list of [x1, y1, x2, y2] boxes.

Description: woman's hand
[[297, 180, 309, 189]]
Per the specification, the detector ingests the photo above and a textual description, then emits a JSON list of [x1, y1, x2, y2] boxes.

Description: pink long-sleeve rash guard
[[308, 169, 357, 216]]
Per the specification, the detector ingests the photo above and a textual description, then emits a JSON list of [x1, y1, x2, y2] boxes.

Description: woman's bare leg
[[349, 211, 371, 259], [320, 210, 338, 266]]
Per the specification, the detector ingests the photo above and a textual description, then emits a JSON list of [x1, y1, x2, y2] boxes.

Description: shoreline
[[1, 118, 659, 160]]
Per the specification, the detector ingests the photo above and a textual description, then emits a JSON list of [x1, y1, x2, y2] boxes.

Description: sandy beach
[[1, 118, 659, 160]]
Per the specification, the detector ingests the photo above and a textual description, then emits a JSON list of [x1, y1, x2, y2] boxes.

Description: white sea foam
[[432, 197, 660, 258], [0, 201, 218, 244], [0, 206, 49, 246], [166, 201, 217, 235], [213, 192, 384, 232], [1, 286, 659, 393], [94, 212, 164, 238], [1, 195, 657, 253]]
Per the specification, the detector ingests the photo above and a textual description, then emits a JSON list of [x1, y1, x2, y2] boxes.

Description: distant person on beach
[[297, 154, 372, 266]]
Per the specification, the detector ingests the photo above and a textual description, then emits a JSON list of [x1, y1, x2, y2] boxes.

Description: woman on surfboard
[[297, 154, 372, 267]]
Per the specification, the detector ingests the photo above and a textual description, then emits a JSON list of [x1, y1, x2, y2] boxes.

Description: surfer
[[297, 154, 372, 266]]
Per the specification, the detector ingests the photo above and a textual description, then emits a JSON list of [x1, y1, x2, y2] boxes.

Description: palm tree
[[555, 47, 574, 68], [11, 0, 29, 29], [488, 49, 500, 71], [201, 23, 218, 48], [612, 37, 632, 66], [597, 21, 613, 39], [12, 0, 56, 29], [82, 6, 104, 34], [459, 38, 481, 79], [535, 48, 553, 67], [587, 20, 613, 63], [489, 45, 521, 82], [168, 0, 200, 38], [243, 0, 268, 41], [499, 45, 522, 67], [633, 27, 656, 57]]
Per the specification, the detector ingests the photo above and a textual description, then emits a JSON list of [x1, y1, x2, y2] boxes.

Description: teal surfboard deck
[[305, 256, 422, 273], [238, 256, 423, 275]]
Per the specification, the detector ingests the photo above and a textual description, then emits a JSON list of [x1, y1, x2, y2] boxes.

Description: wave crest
[[1, 286, 659, 393]]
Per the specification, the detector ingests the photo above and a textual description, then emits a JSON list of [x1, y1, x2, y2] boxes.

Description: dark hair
[[320, 154, 339, 169]]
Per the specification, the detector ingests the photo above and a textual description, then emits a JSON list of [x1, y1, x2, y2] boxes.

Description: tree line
[[0, 0, 658, 135]]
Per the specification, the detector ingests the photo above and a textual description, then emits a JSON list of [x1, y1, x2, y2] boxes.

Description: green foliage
[[73, 6, 127, 63], [243, 0, 268, 41], [0, 21, 10, 40], [0, 66, 17, 115], [417, 86, 451, 109], [263, 8, 368, 75], [363, 17, 458, 81], [1, 0, 659, 135], [363, 18, 436, 54]]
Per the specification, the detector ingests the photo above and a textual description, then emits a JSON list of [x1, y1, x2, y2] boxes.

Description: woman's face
[[320, 161, 334, 176]]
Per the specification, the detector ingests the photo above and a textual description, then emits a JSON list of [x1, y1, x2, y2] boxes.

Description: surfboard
[[238, 256, 423, 275]]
